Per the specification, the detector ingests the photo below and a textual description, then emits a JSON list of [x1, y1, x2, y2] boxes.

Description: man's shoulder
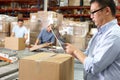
[[13, 25, 20, 31]]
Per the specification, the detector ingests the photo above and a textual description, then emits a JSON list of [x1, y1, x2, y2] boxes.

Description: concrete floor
[[74, 60, 84, 80]]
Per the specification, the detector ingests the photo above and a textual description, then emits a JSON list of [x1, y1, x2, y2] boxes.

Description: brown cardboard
[[0, 32, 10, 39], [18, 13, 23, 19], [0, 40, 5, 47], [37, 11, 63, 28], [0, 21, 10, 32], [19, 53, 74, 80], [30, 32, 39, 44], [69, 0, 80, 6], [0, 32, 10, 47], [29, 22, 41, 32], [5, 37, 25, 50]]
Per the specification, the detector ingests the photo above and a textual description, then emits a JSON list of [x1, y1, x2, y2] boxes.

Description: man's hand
[[65, 43, 77, 54], [65, 43, 86, 64]]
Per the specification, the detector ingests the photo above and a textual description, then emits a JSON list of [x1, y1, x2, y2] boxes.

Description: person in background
[[34, 24, 55, 45], [11, 19, 28, 41], [65, 0, 120, 80], [62, 31, 71, 43]]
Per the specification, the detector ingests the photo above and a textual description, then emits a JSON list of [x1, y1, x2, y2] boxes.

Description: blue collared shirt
[[38, 28, 55, 44], [84, 19, 120, 80]]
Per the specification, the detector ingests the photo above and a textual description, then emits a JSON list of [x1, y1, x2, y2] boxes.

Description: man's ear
[[105, 7, 111, 16]]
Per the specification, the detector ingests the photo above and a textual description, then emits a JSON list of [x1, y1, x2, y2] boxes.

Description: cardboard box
[[19, 53, 74, 80], [30, 13, 38, 20], [69, 0, 80, 6], [5, 37, 25, 50], [0, 21, 10, 32], [0, 40, 5, 47], [59, 21, 89, 50], [37, 11, 63, 28], [29, 22, 41, 32], [0, 32, 10, 39], [18, 13, 23, 19], [30, 32, 39, 44], [0, 32, 10, 47], [72, 36, 86, 50], [84, 0, 90, 6]]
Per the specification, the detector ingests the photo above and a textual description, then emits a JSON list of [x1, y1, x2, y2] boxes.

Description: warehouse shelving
[[49, 6, 90, 10], [50, 6, 120, 16], [0, 0, 120, 22], [49, 6, 120, 25], [0, 8, 39, 12], [0, 0, 43, 20]]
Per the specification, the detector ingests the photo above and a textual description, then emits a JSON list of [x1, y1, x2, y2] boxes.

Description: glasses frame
[[90, 7, 106, 15]]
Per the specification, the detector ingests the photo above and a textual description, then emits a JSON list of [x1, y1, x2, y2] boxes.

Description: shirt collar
[[98, 19, 118, 34]]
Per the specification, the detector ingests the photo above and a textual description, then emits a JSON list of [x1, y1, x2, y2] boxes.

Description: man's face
[[18, 21, 23, 27], [47, 25, 52, 32], [90, 2, 106, 27]]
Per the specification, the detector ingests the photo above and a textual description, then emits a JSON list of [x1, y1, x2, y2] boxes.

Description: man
[[65, 0, 120, 80], [11, 19, 28, 41], [35, 24, 55, 45]]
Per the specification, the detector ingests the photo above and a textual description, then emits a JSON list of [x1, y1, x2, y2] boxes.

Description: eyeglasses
[[90, 7, 106, 15]]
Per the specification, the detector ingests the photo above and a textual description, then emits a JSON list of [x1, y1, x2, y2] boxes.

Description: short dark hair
[[90, 0, 116, 16], [18, 19, 24, 22]]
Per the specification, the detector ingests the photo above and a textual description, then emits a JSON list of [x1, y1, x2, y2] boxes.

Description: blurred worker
[[11, 19, 28, 41], [62, 31, 71, 43], [65, 0, 120, 80], [35, 24, 55, 45]]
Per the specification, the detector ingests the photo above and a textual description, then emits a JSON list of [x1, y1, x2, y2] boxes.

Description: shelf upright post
[[80, 0, 84, 21], [44, 0, 48, 11], [37, 0, 40, 10]]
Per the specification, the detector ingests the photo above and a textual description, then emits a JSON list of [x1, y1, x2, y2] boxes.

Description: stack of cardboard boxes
[[30, 11, 63, 45], [59, 20, 89, 50], [0, 15, 27, 50], [0, 16, 10, 47], [29, 12, 41, 45], [0, 15, 18, 47]]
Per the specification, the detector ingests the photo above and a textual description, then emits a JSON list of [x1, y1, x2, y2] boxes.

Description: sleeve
[[84, 39, 92, 55], [84, 33, 97, 55], [84, 35, 120, 75], [50, 34, 55, 43], [24, 27, 28, 34]]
